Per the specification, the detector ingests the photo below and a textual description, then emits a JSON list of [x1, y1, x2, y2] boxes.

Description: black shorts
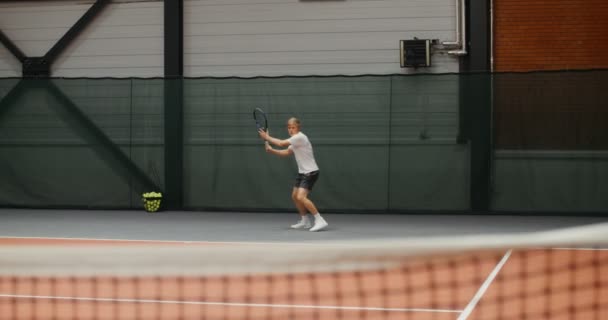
[[294, 171, 320, 191]]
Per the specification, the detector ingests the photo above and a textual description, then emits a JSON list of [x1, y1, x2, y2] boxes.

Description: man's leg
[[292, 187, 308, 216], [295, 188, 327, 232], [294, 188, 319, 214], [290, 187, 312, 229]]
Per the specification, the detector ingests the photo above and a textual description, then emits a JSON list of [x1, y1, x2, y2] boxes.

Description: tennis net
[[1, 223, 607, 320]]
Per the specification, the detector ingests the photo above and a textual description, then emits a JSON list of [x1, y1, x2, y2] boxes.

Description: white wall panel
[[184, 0, 459, 76], [0, 1, 163, 77], [0, 0, 460, 77]]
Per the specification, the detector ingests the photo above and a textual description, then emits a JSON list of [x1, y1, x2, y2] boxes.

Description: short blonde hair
[[287, 117, 301, 127]]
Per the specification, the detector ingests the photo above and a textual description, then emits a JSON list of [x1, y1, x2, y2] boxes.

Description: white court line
[[457, 250, 512, 320], [0, 294, 463, 314], [550, 247, 608, 251], [0, 236, 322, 247], [526, 247, 608, 252]]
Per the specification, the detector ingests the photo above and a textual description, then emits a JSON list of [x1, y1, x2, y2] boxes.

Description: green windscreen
[[0, 79, 163, 208], [1, 70, 607, 214], [183, 75, 465, 212]]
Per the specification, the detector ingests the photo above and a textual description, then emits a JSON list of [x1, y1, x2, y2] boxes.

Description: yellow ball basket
[[142, 192, 163, 213]]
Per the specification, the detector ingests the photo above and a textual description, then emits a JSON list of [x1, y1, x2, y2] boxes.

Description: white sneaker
[[309, 216, 328, 232], [291, 218, 312, 229]]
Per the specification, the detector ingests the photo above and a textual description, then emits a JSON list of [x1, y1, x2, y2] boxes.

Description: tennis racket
[[253, 107, 270, 147], [253, 107, 268, 133]]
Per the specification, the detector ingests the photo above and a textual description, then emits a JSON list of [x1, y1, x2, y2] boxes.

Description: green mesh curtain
[[1, 71, 607, 213], [0, 79, 163, 208], [183, 75, 466, 211]]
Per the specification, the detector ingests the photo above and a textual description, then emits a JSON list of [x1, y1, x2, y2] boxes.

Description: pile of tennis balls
[[142, 192, 162, 213]]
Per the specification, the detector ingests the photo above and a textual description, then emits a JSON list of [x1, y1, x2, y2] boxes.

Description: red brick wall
[[493, 71, 608, 149], [494, 0, 608, 72]]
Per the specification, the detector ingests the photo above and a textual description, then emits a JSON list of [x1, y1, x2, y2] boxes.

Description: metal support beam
[[163, 0, 184, 209], [461, 74, 492, 212], [462, 0, 491, 72], [23, 57, 51, 77], [164, 0, 183, 77], [1, 0, 108, 77], [461, 0, 492, 212], [0, 30, 26, 63], [44, 0, 110, 65]]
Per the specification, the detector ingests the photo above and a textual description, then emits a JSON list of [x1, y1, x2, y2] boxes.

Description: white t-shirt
[[287, 132, 319, 174]]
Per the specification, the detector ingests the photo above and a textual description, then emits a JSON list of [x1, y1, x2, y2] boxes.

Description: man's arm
[[265, 143, 293, 157], [259, 129, 290, 147]]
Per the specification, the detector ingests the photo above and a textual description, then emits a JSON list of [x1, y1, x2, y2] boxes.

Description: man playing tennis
[[258, 117, 328, 232]]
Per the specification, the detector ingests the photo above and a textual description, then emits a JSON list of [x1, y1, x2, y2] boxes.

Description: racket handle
[[264, 128, 269, 146]]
